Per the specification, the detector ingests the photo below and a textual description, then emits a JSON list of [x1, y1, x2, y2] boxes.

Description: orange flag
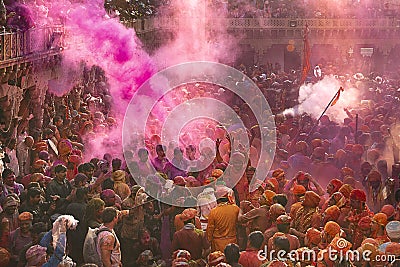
[[300, 24, 311, 85], [331, 87, 344, 106]]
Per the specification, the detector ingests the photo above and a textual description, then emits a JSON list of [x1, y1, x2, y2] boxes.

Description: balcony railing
[[0, 25, 64, 63], [225, 18, 400, 29], [129, 18, 400, 33]]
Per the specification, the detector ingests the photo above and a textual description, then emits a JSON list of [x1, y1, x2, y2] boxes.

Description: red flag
[[300, 24, 311, 85], [331, 87, 344, 106]]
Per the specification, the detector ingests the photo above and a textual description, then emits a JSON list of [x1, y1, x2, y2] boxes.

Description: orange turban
[[33, 159, 47, 169], [373, 213, 388, 227], [386, 242, 400, 256], [211, 169, 224, 178], [263, 190, 276, 206], [324, 221, 341, 237], [302, 191, 321, 208], [207, 251, 225, 266], [338, 184, 353, 199], [18, 212, 33, 221], [306, 228, 321, 245], [292, 185, 306, 195], [381, 205, 395, 219], [276, 215, 292, 225], [350, 189, 366, 202], [180, 208, 197, 222], [266, 178, 279, 192], [325, 205, 340, 221], [269, 204, 286, 218]]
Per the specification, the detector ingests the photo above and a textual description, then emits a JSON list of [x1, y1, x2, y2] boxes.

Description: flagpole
[[300, 23, 311, 85], [306, 89, 341, 138], [287, 23, 311, 147]]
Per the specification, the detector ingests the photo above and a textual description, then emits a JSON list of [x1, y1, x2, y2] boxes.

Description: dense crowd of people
[[1, 0, 400, 266], [0, 53, 400, 267]]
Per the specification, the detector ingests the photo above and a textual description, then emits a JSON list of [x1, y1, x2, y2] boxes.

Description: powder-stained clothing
[[152, 157, 169, 173], [121, 197, 144, 240], [206, 202, 240, 252], [240, 205, 270, 232], [171, 223, 209, 260], [267, 233, 300, 251], [289, 202, 303, 219], [263, 225, 278, 244], [9, 228, 32, 262], [292, 206, 322, 234], [239, 248, 266, 267], [346, 206, 374, 230], [97, 226, 121, 267], [234, 174, 250, 203]]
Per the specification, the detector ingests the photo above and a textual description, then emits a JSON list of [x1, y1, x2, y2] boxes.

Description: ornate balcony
[[129, 17, 400, 55], [130, 18, 400, 33], [0, 25, 64, 67]]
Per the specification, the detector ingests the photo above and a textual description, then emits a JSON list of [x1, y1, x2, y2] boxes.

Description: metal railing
[[0, 25, 64, 62], [129, 18, 400, 33]]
